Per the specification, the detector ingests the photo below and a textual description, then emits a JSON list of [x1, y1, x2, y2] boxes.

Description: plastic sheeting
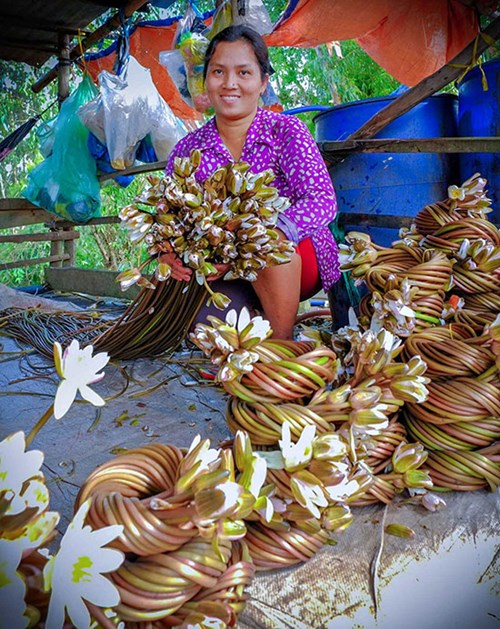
[[85, 20, 205, 122], [85, 0, 479, 118], [266, 0, 479, 86]]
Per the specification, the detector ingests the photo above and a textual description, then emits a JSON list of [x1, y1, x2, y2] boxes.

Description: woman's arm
[[276, 116, 337, 242]]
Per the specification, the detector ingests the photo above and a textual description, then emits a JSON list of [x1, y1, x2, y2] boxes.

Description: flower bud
[[312, 434, 348, 461], [322, 504, 353, 532], [392, 442, 428, 473], [403, 469, 433, 490], [209, 292, 232, 310], [421, 492, 447, 512], [385, 523, 415, 539]]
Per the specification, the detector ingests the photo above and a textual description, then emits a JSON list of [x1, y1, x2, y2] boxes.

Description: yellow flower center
[[72, 556, 93, 583]]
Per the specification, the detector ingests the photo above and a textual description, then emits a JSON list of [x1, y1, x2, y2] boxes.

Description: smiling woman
[[161, 25, 340, 340]]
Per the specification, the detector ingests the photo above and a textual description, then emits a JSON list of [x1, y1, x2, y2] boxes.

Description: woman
[[163, 25, 340, 339]]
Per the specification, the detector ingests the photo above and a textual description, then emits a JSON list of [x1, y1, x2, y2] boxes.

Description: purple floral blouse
[[166, 107, 340, 290]]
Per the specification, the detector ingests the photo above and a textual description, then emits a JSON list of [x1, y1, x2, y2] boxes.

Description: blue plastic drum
[[458, 58, 499, 222], [314, 94, 459, 245]]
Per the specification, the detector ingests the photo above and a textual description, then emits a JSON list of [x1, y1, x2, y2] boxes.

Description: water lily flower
[[0, 435, 59, 629], [0, 539, 26, 629], [279, 422, 316, 472], [290, 470, 328, 519], [0, 432, 43, 499], [176, 435, 221, 493], [324, 475, 361, 503], [448, 184, 466, 201], [390, 376, 429, 403], [44, 500, 124, 629], [53, 340, 109, 420], [222, 307, 272, 347], [322, 504, 354, 532], [206, 289, 232, 310], [312, 433, 348, 461]]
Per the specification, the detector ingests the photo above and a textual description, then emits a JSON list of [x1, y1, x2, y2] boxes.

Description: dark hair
[[203, 25, 272, 80]]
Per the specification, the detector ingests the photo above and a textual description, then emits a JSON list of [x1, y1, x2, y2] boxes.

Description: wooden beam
[[99, 160, 168, 182], [337, 213, 414, 229], [346, 17, 500, 142], [319, 137, 500, 159], [0, 206, 62, 229], [0, 13, 90, 36], [0, 231, 79, 244], [32, 0, 150, 94], [0, 38, 58, 53], [0, 254, 70, 271], [56, 216, 120, 229]]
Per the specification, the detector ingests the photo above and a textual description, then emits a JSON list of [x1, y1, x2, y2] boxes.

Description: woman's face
[[205, 39, 268, 123]]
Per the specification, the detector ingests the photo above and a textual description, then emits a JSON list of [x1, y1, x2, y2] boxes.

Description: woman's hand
[[158, 253, 192, 282], [207, 263, 231, 282]]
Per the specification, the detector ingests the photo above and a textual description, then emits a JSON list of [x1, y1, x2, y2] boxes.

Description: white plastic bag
[[79, 56, 185, 169]]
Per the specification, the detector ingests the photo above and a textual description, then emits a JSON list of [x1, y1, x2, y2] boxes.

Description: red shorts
[[298, 237, 322, 301]]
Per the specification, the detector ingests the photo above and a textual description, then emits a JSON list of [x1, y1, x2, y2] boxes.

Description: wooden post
[[50, 227, 64, 267], [57, 32, 71, 106], [64, 229, 77, 267]]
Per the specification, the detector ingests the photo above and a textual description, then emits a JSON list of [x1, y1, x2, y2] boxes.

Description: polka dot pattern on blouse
[[166, 108, 340, 290]]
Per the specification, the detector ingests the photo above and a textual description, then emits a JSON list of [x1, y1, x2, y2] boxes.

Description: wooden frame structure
[[0, 2, 498, 296]]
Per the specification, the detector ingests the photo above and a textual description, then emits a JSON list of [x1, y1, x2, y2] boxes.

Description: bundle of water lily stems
[[339, 173, 500, 492], [1, 149, 294, 359], [47, 297, 436, 627]]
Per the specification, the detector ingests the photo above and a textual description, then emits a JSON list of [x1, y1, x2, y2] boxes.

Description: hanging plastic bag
[[172, 1, 208, 49], [78, 95, 106, 144], [209, 0, 233, 40], [79, 56, 185, 169], [23, 74, 101, 223], [36, 116, 58, 158], [87, 133, 134, 188], [231, 0, 273, 35], [159, 48, 193, 109], [178, 32, 212, 113]]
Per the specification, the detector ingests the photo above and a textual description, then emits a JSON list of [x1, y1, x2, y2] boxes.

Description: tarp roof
[[0, 0, 131, 67]]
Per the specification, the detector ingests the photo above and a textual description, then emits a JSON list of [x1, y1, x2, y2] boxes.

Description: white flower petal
[[236, 307, 251, 332], [82, 525, 125, 554], [0, 432, 44, 495], [66, 593, 92, 629], [225, 309, 237, 328], [77, 573, 121, 607], [53, 379, 78, 420], [45, 589, 67, 629], [257, 450, 285, 470], [78, 385, 105, 407]]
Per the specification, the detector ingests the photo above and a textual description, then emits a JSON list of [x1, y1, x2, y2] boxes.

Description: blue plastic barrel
[[314, 94, 459, 245], [457, 58, 499, 221]]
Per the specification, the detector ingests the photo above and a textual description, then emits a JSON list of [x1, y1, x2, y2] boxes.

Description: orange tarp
[[266, 0, 479, 86], [85, 0, 479, 118]]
